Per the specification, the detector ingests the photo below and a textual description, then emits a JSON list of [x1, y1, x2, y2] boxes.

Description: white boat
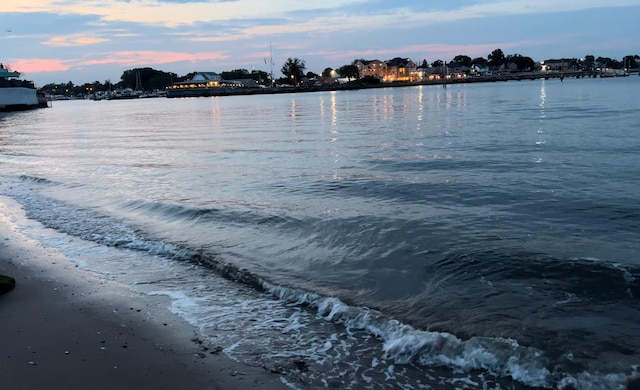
[[107, 88, 140, 100], [0, 64, 48, 111]]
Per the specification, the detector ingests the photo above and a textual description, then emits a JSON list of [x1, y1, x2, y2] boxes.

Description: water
[[1, 78, 639, 389]]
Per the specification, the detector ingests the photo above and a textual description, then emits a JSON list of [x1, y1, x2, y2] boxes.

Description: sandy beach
[[0, 198, 286, 390]]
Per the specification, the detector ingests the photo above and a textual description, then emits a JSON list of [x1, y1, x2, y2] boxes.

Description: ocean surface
[[1, 77, 639, 389]]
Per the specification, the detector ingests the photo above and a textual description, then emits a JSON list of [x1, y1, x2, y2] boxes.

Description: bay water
[[1, 77, 639, 389]]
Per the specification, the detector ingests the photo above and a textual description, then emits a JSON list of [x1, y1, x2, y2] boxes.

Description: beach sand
[[0, 198, 286, 390]]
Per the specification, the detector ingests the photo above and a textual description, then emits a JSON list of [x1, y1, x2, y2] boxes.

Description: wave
[[267, 283, 553, 387], [122, 199, 298, 228], [8, 189, 639, 389], [18, 174, 62, 186], [429, 250, 639, 302]]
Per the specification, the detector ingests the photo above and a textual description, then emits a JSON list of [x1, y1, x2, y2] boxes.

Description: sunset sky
[[1, 0, 638, 86]]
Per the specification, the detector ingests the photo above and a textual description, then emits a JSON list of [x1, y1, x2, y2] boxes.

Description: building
[[446, 62, 471, 78], [354, 58, 422, 82], [470, 64, 490, 77], [384, 57, 417, 82], [166, 72, 260, 98], [168, 72, 223, 89], [354, 60, 387, 80], [540, 59, 579, 72]]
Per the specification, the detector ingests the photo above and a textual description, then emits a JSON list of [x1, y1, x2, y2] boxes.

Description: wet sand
[[0, 206, 286, 390]]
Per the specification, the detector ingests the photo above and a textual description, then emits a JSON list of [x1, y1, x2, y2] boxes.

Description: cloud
[[80, 50, 229, 67], [0, 0, 370, 27], [4, 0, 640, 29], [10, 59, 71, 73], [9, 50, 229, 76], [44, 34, 109, 47], [0, 1, 47, 12], [135, 0, 640, 44], [4, 1, 640, 55]]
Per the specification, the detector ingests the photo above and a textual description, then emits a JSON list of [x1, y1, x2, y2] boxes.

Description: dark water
[[1, 78, 639, 389]]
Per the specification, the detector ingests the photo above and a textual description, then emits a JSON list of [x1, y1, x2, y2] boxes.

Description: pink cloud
[[9, 59, 71, 73], [5, 50, 229, 79], [44, 35, 109, 47], [80, 51, 229, 66]]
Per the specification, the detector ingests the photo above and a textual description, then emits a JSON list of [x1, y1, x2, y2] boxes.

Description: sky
[[1, 0, 639, 86]]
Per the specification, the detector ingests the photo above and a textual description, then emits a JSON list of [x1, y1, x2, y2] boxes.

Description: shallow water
[[1, 78, 639, 389]]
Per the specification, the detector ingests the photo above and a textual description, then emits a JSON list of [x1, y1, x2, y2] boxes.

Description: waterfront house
[[167, 71, 261, 95], [446, 62, 470, 78], [470, 64, 490, 77], [354, 59, 387, 80], [169, 72, 223, 89], [540, 59, 579, 72], [354, 58, 420, 82], [166, 71, 260, 97], [384, 57, 417, 82]]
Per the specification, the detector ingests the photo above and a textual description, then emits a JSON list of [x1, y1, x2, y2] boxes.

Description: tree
[[221, 68, 250, 80], [221, 68, 271, 85], [452, 55, 472, 67], [471, 57, 488, 67], [250, 69, 271, 85], [596, 57, 622, 69], [506, 54, 535, 71], [119, 67, 176, 91], [336, 64, 359, 80], [582, 55, 596, 71], [281, 57, 306, 85], [321, 67, 334, 77], [488, 49, 505, 67], [177, 72, 197, 82], [431, 59, 443, 68]]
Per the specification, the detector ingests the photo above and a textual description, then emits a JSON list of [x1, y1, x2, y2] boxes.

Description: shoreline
[[64, 70, 637, 101], [0, 196, 286, 390], [165, 70, 632, 98]]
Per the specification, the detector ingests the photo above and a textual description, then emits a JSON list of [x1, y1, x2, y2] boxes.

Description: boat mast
[[270, 42, 274, 88], [443, 61, 447, 88]]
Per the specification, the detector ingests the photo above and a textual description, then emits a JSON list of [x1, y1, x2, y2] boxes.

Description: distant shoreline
[[165, 71, 637, 98], [47, 70, 637, 101]]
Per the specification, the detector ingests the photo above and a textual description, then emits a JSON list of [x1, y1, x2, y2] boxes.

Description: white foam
[[557, 372, 628, 390], [264, 282, 556, 388]]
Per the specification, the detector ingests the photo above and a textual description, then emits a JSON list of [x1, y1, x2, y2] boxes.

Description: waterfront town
[[39, 50, 639, 100]]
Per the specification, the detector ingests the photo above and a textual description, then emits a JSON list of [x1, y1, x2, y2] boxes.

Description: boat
[[0, 63, 48, 111], [107, 88, 141, 100]]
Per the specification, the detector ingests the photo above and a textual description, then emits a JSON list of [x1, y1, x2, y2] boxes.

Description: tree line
[[281, 50, 640, 83], [39, 50, 640, 97], [40, 67, 272, 97]]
